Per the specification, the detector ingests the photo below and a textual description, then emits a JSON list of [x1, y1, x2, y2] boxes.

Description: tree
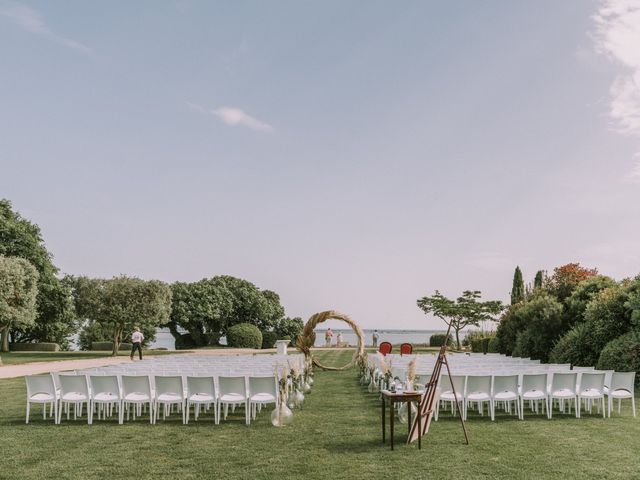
[[0, 200, 75, 347], [563, 275, 616, 330], [273, 317, 304, 345], [71, 276, 172, 356], [417, 290, 503, 350], [546, 263, 598, 303], [0, 256, 39, 352], [510, 266, 525, 305], [511, 292, 563, 362], [534, 270, 544, 290]]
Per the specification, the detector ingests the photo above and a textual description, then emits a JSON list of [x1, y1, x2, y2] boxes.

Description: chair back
[[492, 375, 518, 394], [187, 376, 216, 398], [521, 373, 547, 394], [59, 374, 89, 397], [400, 343, 413, 356], [248, 376, 278, 400], [378, 342, 392, 356], [579, 372, 605, 393], [121, 375, 151, 397], [218, 376, 247, 397], [25, 374, 56, 398], [465, 375, 491, 395], [154, 376, 184, 399], [610, 372, 636, 393], [89, 375, 120, 399], [551, 372, 577, 394]]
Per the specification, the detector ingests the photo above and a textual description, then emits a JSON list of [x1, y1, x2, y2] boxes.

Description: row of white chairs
[[434, 371, 636, 421], [25, 373, 279, 425]]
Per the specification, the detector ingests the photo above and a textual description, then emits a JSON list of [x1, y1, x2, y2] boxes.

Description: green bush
[[10, 342, 60, 352], [429, 333, 452, 347], [261, 330, 278, 349], [91, 341, 132, 351], [274, 317, 303, 347], [549, 323, 592, 366], [174, 334, 196, 350], [487, 336, 499, 353], [597, 331, 640, 387], [226, 323, 262, 349], [469, 336, 494, 354], [463, 330, 484, 347]]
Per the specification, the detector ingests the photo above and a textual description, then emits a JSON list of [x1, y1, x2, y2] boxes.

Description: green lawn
[[0, 349, 638, 479], [0, 349, 176, 366]]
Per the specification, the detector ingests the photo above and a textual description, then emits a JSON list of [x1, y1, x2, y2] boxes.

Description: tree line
[[0, 199, 301, 354]]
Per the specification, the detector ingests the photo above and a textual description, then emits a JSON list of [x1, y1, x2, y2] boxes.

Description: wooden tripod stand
[[408, 324, 469, 445]]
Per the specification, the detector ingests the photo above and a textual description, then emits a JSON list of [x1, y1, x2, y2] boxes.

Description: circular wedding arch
[[296, 310, 365, 371]]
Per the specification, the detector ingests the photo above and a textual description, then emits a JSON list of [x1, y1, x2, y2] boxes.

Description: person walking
[[325, 328, 333, 347], [372, 330, 379, 348], [336, 332, 344, 347], [130, 326, 144, 361]]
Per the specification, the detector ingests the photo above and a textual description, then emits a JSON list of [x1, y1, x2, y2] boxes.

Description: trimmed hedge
[[91, 341, 133, 351], [10, 342, 60, 352], [471, 336, 496, 354], [261, 330, 278, 349], [226, 323, 262, 349], [597, 331, 640, 387], [429, 333, 452, 347]]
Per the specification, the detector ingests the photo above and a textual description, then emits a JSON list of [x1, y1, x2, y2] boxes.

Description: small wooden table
[[381, 390, 423, 450]]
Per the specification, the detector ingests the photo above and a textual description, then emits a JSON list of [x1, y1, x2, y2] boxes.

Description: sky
[[1, 0, 640, 330]]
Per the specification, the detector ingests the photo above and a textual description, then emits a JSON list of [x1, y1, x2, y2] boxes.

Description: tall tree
[[72, 276, 172, 356], [0, 200, 75, 347], [534, 270, 545, 290], [0, 256, 39, 352], [546, 263, 598, 303], [510, 266, 525, 305], [417, 290, 503, 350]]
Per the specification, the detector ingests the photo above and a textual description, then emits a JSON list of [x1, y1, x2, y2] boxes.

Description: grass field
[[0, 349, 638, 480], [0, 350, 175, 365]]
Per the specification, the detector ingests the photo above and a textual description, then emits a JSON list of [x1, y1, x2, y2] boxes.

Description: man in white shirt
[[130, 327, 144, 360]]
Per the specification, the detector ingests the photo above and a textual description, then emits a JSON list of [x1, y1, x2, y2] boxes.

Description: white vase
[[271, 403, 293, 427], [294, 390, 305, 407]]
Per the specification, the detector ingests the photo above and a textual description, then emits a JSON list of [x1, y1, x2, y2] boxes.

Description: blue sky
[[1, 1, 639, 329]]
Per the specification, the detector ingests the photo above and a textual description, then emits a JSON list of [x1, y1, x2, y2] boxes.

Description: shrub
[[487, 336, 499, 353], [226, 323, 262, 349], [174, 334, 196, 350], [10, 342, 60, 352], [91, 341, 132, 351], [261, 330, 278, 349], [429, 333, 452, 347], [463, 330, 484, 347], [470, 336, 495, 354], [597, 331, 640, 387], [563, 275, 616, 330], [495, 302, 528, 355], [549, 323, 592, 366]]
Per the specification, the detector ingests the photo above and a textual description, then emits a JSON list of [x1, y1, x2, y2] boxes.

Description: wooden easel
[[408, 324, 469, 445]]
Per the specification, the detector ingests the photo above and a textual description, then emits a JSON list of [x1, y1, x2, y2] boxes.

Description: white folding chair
[[218, 376, 249, 425], [89, 375, 121, 424], [435, 374, 465, 421], [464, 375, 493, 421], [154, 376, 185, 423], [121, 375, 154, 424], [248, 376, 278, 420], [57, 375, 90, 424], [519, 373, 549, 419], [577, 372, 605, 418], [186, 376, 217, 424], [25, 374, 58, 424], [548, 372, 578, 418], [491, 375, 519, 419], [607, 372, 636, 417]]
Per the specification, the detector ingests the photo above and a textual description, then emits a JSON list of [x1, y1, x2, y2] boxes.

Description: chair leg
[[633, 397, 636, 418], [26, 402, 30, 424]]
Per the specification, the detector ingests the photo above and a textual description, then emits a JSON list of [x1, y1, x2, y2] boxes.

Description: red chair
[[378, 342, 392, 356], [400, 343, 413, 356]]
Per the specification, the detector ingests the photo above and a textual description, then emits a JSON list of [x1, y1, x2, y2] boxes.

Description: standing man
[[130, 326, 144, 361], [325, 328, 333, 347], [372, 330, 379, 348]]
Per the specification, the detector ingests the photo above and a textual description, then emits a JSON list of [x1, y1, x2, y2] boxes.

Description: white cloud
[[187, 102, 273, 132], [0, 2, 91, 53], [213, 107, 273, 132], [593, 0, 640, 177]]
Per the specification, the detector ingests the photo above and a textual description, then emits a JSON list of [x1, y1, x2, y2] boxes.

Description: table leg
[[407, 401, 412, 436], [390, 401, 395, 450], [418, 405, 422, 450], [382, 397, 385, 444]]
